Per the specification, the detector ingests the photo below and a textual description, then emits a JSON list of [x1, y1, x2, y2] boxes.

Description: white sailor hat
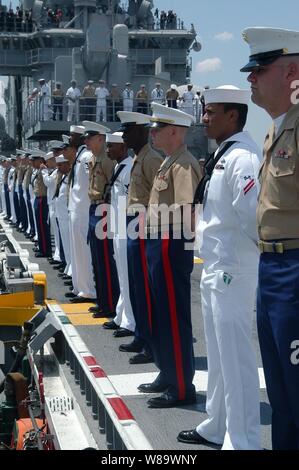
[[29, 149, 46, 158], [49, 140, 65, 150], [10, 154, 17, 161], [44, 151, 54, 161], [38, 78, 45, 82], [106, 132, 124, 144], [241, 27, 299, 72], [70, 125, 85, 135], [83, 121, 111, 136], [170, 84, 177, 90], [16, 149, 26, 155], [55, 155, 68, 163], [203, 85, 250, 105], [117, 111, 151, 129], [149, 103, 195, 128], [62, 135, 71, 146]]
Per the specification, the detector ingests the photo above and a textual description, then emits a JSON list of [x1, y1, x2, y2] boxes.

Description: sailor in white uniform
[[8, 157, 17, 223], [38, 79, 51, 122], [106, 132, 135, 334], [178, 86, 262, 450], [181, 84, 195, 116], [151, 83, 165, 104], [54, 155, 71, 275], [95, 80, 110, 122], [122, 83, 134, 112], [68, 125, 96, 302], [66, 80, 81, 122]]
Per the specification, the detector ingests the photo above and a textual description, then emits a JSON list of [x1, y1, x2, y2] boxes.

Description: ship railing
[[0, 16, 34, 33], [25, 96, 203, 131]]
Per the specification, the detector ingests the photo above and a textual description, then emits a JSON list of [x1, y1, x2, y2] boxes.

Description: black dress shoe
[[65, 292, 76, 298], [92, 310, 107, 318], [147, 392, 197, 408], [69, 296, 97, 303], [64, 280, 73, 286], [119, 340, 143, 353], [53, 263, 65, 270], [35, 253, 46, 258], [88, 305, 100, 313], [113, 328, 134, 338], [102, 320, 119, 330], [177, 429, 218, 446], [49, 259, 61, 265], [129, 352, 154, 364], [137, 382, 169, 394]]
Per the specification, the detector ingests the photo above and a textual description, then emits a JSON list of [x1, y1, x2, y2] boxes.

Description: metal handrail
[[24, 95, 202, 131]]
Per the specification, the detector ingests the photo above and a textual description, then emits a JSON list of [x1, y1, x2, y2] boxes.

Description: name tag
[[274, 149, 291, 159]]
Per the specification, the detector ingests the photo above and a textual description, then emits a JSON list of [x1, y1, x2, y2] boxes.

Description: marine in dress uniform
[[116, 110, 163, 363], [178, 86, 262, 450], [16, 152, 28, 233], [31, 151, 52, 258], [67, 125, 96, 302], [83, 121, 120, 315], [241, 27, 299, 450], [82, 80, 96, 121], [138, 103, 202, 408], [106, 132, 135, 335]]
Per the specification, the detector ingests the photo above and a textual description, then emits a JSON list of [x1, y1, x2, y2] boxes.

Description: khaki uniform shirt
[[147, 144, 202, 232], [82, 86, 95, 97], [33, 170, 47, 197], [17, 166, 25, 185], [3, 167, 10, 184], [257, 104, 299, 240], [127, 143, 163, 212], [52, 88, 64, 98], [136, 90, 148, 102], [88, 149, 116, 202], [23, 166, 33, 190], [166, 89, 179, 101]]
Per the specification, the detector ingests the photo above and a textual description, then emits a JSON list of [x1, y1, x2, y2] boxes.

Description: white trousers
[[123, 101, 133, 112], [196, 268, 261, 450], [57, 214, 71, 272], [1, 188, 5, 213], [96, 103, 107, 122], [49, 203, 61, 262], [30, 193, 38, 240], [67, 101, 79, 122], [69, 210, 96, 298], [9, 190, 16, 223], [113, 235, 135, 332]]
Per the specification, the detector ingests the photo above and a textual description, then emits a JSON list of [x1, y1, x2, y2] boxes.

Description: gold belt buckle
[[274, 242, 284, 254]]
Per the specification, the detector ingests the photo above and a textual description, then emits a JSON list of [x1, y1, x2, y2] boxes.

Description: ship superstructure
[[1, 0, 207, 157]]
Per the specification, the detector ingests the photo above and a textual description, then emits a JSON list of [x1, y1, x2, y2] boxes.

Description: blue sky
[[2, 0, 298, 146], [157, 0, 298, 147]]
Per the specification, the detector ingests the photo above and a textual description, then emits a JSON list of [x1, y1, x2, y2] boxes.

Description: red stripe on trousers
[[161, 234, 186, 400], [138, 213, 153, 332], [39, 197, 47, 254], [102, 223, 113, 312]]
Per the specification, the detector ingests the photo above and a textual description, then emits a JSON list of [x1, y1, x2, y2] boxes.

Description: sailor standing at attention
[[178, 85, 262, 450], [138, 104, 202, 408], [113, 110, 163, 364], [241, 27, 299, 450], [105, 132, 135, 337], [67, 125, 96, 303], [83, 121, 120, 317]]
